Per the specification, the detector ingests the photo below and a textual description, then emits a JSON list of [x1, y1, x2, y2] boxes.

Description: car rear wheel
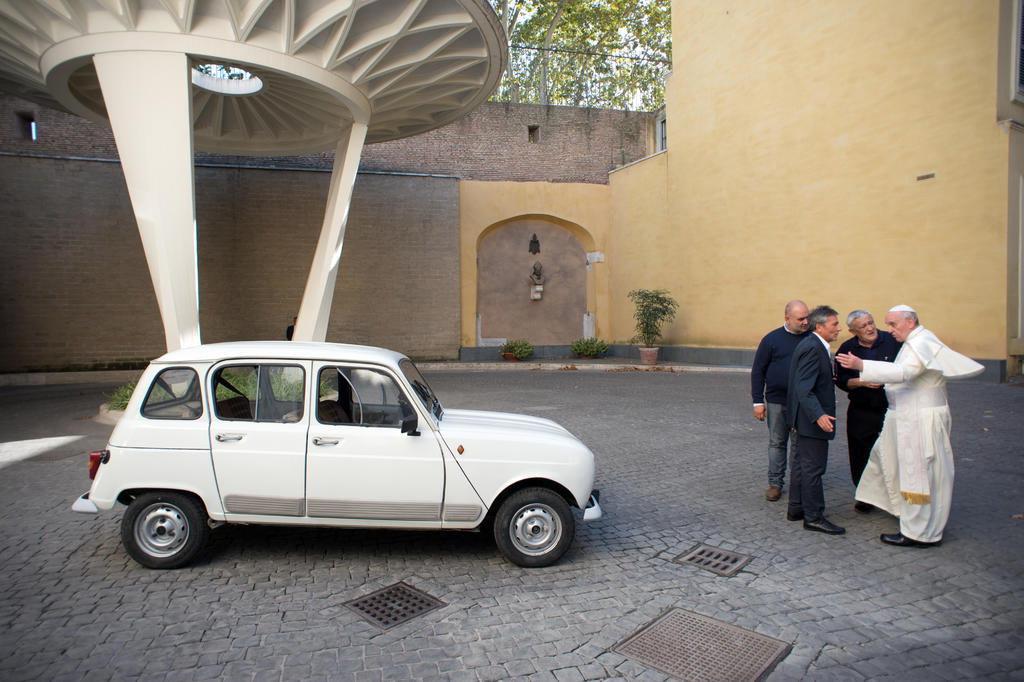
[[493, 487, 575, 567], [121, 492, 209, 569]]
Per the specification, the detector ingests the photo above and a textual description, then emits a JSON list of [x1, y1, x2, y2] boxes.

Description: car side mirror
[[401, 412, 419, 436]]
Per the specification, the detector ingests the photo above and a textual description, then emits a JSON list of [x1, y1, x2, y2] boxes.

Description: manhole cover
[[614, 608, 790, 681], [674, 544, 751, 577], [344, 582, 445, 629]]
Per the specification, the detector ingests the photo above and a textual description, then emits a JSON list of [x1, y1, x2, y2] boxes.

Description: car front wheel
[[493, 487, 575, 567], [121, 492, 209, 569]]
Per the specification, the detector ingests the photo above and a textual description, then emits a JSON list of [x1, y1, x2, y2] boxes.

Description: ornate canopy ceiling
[[0, 0, 506, 153]]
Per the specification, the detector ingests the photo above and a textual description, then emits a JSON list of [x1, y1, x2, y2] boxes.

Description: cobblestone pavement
[[0, 373, 1021, 681]]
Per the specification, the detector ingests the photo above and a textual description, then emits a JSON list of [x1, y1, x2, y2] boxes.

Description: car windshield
[[399, 358, 443, 421]]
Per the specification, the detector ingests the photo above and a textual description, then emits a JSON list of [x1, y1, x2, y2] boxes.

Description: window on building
[[1017, 0, 1024, 100], [528, 124, 540, 143], [656, 111, 667, 152], [16, 112, 37, 141]]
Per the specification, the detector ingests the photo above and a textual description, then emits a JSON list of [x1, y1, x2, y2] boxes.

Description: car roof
[[153, 341, 408, 366]]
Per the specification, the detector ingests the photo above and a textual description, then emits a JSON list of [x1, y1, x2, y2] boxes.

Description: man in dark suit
[[786, 305, 845, 535]]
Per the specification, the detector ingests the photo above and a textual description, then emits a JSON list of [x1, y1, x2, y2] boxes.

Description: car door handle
[[312, 437, 340, 446], [215, 433, 244, 442]]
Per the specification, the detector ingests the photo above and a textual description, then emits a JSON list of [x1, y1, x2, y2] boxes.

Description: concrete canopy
[[0, 0, 506, 151], [0, 0, 506, 349]]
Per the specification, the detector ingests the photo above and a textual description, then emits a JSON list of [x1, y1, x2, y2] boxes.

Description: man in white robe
[[835, 305, 983, 546]]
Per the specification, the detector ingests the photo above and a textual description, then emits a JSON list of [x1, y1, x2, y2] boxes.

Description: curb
[[96, 404, 124, 425], [418, 361, 750, 374], [0, 369, 143, 387]]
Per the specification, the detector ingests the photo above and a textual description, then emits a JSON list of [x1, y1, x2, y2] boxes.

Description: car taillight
[[88, 450, 109, 480]]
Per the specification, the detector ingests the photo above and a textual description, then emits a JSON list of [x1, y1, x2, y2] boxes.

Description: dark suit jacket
[[786, 334, 836, 440]]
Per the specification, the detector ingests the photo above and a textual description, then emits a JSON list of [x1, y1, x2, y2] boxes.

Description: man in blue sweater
[[751, 300, 810, 501]]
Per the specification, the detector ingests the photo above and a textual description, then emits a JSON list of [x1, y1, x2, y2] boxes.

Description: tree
[[538, 0, 567, 105], [488, 0, 671, 111]]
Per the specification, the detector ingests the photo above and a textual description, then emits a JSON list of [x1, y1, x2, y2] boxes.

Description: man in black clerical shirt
[[834, 310, 901, 512]]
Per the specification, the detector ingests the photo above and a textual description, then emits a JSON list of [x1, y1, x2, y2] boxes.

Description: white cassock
[[854, 326, 984, 542]]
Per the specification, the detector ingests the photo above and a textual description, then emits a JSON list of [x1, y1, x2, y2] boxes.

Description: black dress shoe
[[880, 533, 941, 548], [803, 518, 845, 535], [854, 501, 874, 514], [786, 510, 804, 522]]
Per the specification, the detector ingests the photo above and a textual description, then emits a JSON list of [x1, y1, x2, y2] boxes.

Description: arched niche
[[476, 215, 596, 346]]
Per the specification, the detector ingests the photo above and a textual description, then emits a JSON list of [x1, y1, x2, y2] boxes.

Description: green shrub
[[106, 381, 137, 411], [500, 339, 534, 360], [628, 289, 679, 347], [571, 337, 609, 357]]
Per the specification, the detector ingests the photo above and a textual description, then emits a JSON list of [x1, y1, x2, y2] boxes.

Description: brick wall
[[1, 96, 651, 184], [361, 102, 651, 183], [0, 157, 460, 371], [196, 168, 461, 358], [0, 157, 163, 371], [0, 96, 119, 159], [0, 93, 647, 371]]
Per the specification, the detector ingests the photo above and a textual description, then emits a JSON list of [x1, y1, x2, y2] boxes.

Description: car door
[[306, 362, 445, 526], [209, 360, 311, 517]]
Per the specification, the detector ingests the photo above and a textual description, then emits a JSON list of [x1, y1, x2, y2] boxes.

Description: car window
[[317, 366, 414, 428], [214, 365, 305, 423], [141, 367, 203, 420], [399, 358, 442, 420], [259, 366, 304, 422]]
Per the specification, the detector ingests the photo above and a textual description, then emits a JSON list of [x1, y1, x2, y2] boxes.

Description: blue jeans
[[766, 402, 796, 488]]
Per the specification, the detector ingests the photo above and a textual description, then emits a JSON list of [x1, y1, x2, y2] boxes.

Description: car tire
[[493, 487, 575, 567], [121, 491, 209, 569]]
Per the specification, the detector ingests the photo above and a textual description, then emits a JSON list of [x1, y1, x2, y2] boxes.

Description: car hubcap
[[135, 503, 189, 557], [510, 503, 561, 556]]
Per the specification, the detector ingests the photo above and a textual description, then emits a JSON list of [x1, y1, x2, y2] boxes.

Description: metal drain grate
[[674, 544, 751, 577], [614, 608, 791, 681], [344, 582, 445, 629]]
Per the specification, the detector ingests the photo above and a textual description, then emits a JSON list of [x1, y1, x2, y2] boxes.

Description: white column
[[93, 51, 200, 351], [293, 122, 368, 342]]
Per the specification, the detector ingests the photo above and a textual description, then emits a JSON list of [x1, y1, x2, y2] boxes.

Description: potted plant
[[500, 339, 534, 361], [571, 337, 609, 359], [627, 289, 678, 365]]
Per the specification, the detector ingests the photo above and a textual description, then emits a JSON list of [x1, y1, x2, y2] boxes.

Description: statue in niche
[[530, 261, 545, 300], [529, 233, 540, 255]]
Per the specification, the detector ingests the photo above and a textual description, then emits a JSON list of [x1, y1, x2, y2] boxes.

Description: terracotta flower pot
[[502, 352, 519, 361], [638, 347, 659, 365]]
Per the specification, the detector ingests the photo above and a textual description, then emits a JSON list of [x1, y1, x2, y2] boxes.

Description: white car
[[73, 341, 601, 568]]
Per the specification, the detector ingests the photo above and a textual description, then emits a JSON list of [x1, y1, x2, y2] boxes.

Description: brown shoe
[[765, 485, 782, 502]]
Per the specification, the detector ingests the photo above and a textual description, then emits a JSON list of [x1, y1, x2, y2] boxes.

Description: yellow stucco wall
[[1000, 2, 1024, 373], [459, 181, 612, 346], [608, 152, 669, 342], [1007, 126, 1024, 371], [461, 2, 1018, 362], [605, 0, 1009, 358]]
